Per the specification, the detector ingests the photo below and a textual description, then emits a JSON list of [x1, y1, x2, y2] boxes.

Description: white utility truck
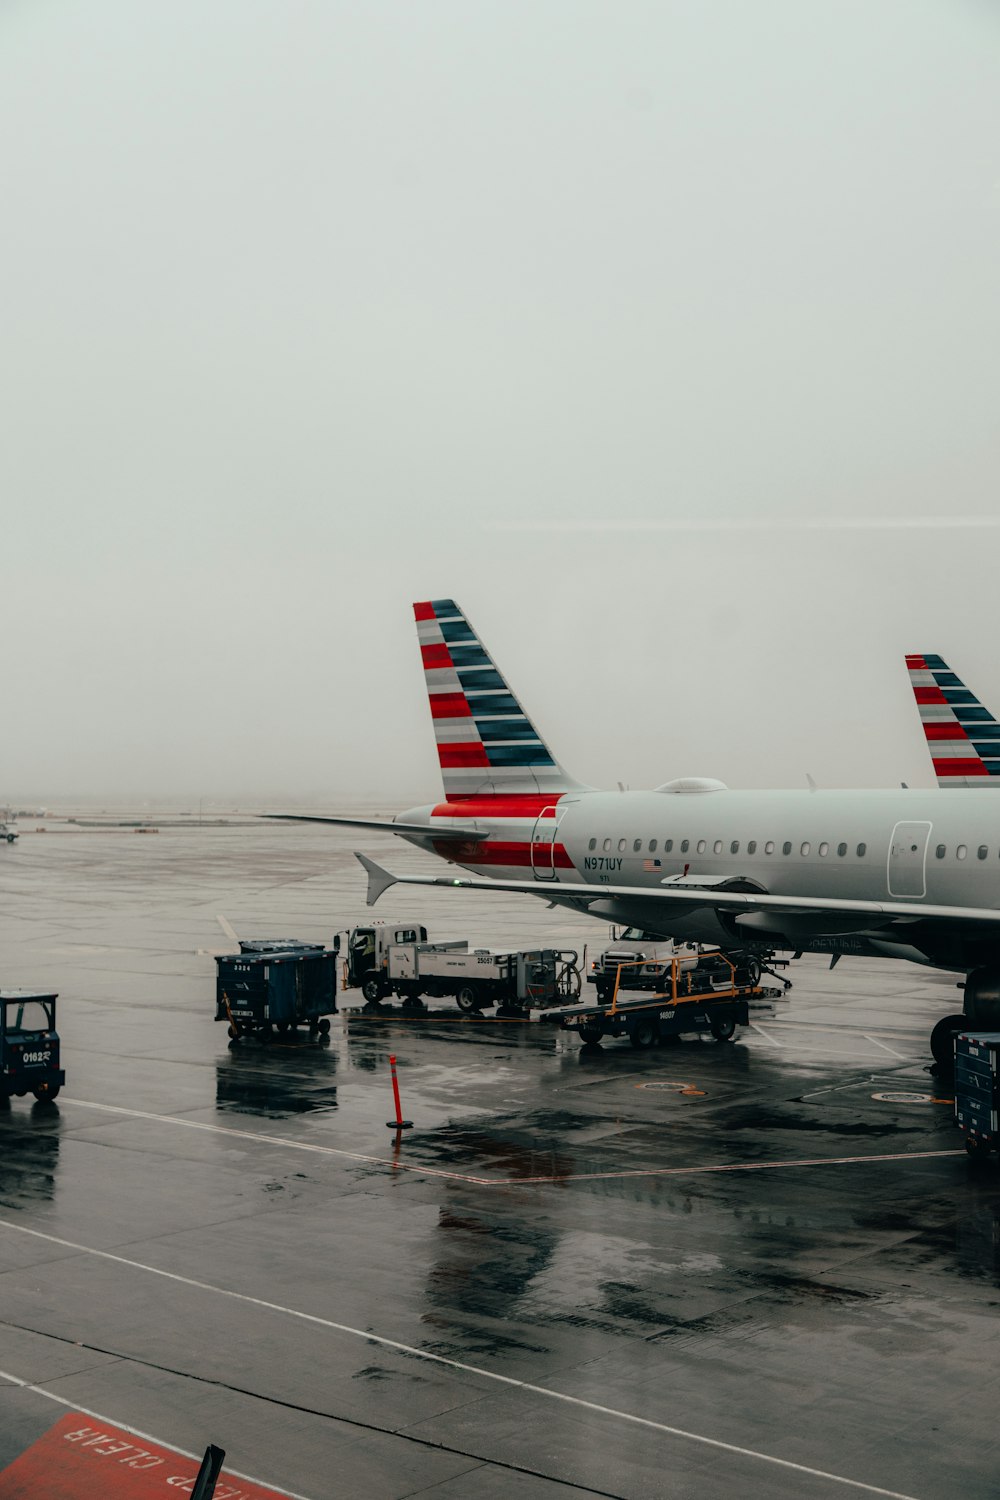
[[343, 922, 578, 1013]]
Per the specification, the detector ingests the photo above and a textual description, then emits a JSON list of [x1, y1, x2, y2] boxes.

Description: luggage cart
[[954, 1031, 1000, 1158], [544, 950, 764, 1049], [216, 941, 337, 1043]]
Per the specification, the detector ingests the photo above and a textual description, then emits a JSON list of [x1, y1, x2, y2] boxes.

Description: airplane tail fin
[[413, 599, 587, 800], [905, 653, 1000, 786]]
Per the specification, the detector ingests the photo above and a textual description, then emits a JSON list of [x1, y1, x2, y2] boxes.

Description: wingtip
[[354, 852, 397, 906]]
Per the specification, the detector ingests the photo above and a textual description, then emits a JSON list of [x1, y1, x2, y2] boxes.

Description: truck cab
[[0, 991, 64, 1103], [588, 927, 686, 1000], [346, 923, 428, 1000]]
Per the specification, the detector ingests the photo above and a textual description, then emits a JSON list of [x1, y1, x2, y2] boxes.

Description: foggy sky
[[3, 1, 1000, 801]]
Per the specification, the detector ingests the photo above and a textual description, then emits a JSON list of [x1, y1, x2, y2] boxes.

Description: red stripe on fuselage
[[429, 693, 473, 719], [933, 758, 987, 775], [431, 839, 575, 869], [924, 723, 968, 741], [431, 796, 565, 819]]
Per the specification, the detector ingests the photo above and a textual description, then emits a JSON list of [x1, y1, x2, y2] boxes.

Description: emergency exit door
[[887, 821, 932, 899], [530, 806, 564, 881]]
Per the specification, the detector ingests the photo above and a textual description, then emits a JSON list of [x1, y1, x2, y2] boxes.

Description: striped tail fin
[[905, 654, 1000, 786], [414, 599, 586, 799]]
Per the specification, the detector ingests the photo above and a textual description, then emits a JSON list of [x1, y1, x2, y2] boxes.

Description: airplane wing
[[262, 814, 486, 841], [354, 853, 1000, 932]]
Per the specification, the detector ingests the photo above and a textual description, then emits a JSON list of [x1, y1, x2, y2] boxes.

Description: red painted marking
[[905, 655, 927, 669], [0, 1412, 291, 1499], [914, 686, 947, 704], [431, 796, 563, 818], [437, 839, 575, 868], [412, 601, 435, 621], [421, 643, 453, 669], [933, 758, 988, 776], [429, 692, 472, 719], [438, 743, 490, 768], [924, 723, 968, 741]]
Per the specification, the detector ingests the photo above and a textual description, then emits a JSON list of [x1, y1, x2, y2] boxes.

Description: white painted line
[[0, 1364, 313, 1500], [863, 1034, 910, 1061], [750, 1023, 783, 1047], [0, 1221, 927, 1500], [216, 914, 239, 945]]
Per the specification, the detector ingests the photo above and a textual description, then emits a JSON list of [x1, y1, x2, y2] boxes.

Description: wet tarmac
[[1, 815, 999, 1499]]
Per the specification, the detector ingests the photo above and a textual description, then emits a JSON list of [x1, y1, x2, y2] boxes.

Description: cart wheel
[[276, 1020, 289, 1035], [361, 975, 383, 1004], [259, 1024, 273, 1044], [578, 1023, 603, 1046], [227, 1024, 240, 1040], [456, 985, 480, 1014], [629, 1017, 659, 1049], [710, 1009, 738, 1042], [318, 1018, 331, 1034], [32, 1084, 59, 1103], [965, 1139, 993, 1159]]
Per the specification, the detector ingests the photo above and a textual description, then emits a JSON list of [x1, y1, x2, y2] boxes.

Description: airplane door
[[530, 806, 565, 881], [887, 821, 931, 899]]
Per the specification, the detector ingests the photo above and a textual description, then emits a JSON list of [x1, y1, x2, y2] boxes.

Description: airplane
[[906, 654, 1000, 787], [276, 601, 1000, 1070]]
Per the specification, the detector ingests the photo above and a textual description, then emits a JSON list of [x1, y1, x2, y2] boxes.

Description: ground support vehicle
[[215, 940, 337, 1042], [343, 923, 579, 1013], [954, 1031, 1000, 1158], [0, 991, 64, 1102], [545, 950, 766, 1049]]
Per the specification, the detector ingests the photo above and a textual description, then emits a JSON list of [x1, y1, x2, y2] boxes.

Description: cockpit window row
[[587, 837, 869, 857]]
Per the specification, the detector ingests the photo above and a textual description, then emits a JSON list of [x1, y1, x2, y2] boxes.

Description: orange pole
[[386, 1054, 413, 1130]]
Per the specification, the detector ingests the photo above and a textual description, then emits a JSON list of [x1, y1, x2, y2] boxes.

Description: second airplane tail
[[906, 653, 1000, 786], [414, 599, 587, 801]]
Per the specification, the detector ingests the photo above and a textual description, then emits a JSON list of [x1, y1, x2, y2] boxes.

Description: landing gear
[[930, 1013, 966, 1073]]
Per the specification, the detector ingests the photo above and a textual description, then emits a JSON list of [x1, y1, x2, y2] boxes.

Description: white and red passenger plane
[[278, 601, 1000, 1064]]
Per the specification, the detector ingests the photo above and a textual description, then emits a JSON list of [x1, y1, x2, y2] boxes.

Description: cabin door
[[530, 805, 565, 881], [887, 821, 932, 898]]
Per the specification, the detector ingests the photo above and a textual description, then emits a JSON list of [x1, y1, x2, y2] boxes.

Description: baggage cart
[[216, 941, 337, 1042]]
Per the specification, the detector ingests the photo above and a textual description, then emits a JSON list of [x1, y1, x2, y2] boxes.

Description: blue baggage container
[[954, 1032, 1000, 1157], [216, 942, 337, 1042]]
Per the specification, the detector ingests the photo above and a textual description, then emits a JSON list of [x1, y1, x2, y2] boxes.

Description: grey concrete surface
[[0, 817, 997, 1499]]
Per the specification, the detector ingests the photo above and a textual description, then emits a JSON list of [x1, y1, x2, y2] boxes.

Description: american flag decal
[[643, 858, 662, 871], [905, 654, 1000, 787]]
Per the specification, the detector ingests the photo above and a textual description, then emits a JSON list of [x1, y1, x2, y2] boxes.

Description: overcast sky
[[3, 1, 1000, 802]]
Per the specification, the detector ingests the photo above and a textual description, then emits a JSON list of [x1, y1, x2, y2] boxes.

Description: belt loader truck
[[344, 922, 579, 1014]]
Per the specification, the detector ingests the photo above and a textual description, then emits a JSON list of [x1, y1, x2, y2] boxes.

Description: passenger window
[[978, 845, 988, 860], [696, 839, 707, 854], [819, 842, 829, 856], [857, 843, 867, 857], [765, 841, 775, 855], [800, 842, 811, 857], [837, 842, 847, 856], [730, 840, 739, 854], [588, 838, 596, 851], [680, 839, 689, 853], [618, 838, 627, 853], [747, 840, 757, 855], [633, 838, 643, 853], [782, 841, 792, 855], [649, 838, 658, 852], [935, 844, 946, 859], [713, 840, 723, 855], [664, 838, 673, 852], [957, 844, 968, 860]]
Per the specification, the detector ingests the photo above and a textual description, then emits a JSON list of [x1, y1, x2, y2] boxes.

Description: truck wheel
[[629, 1017, 659, 1049], [362, 974, 383, 1004], [578, 1022, 603, 1046], [710, 1008, 737, 1041], [33, 1084, 59, 1103], [456, 985, 480, 1013]]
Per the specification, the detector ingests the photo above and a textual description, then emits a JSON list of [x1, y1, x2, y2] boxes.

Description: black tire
[[456, 985, 480, 1014], [318, 1018, 331, 1034], [745, 956, 762, 988], [965, 1138, 993, 1159], [710, 1008, 738, 1042], [629, 1016, 659, 1049], [33, 1084, 59, 1103], [227, 1024, 240, 1040], [361, 974, 383, 1004], [578, 1022, 604, 1046], [930, 1013, 966, 1072], [276, 1020, 289, 1035]]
